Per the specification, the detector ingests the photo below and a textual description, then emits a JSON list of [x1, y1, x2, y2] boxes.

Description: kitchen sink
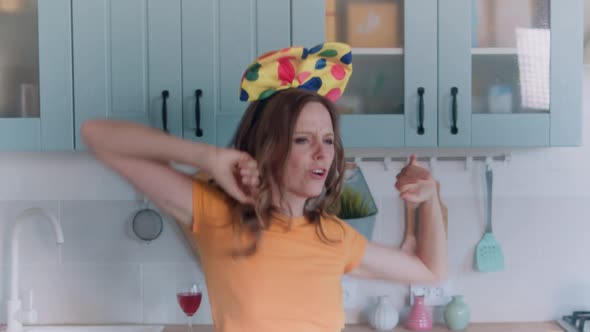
[[23, 325, 164, 332]]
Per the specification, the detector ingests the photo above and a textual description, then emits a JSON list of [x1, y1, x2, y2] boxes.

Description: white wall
[[1, 69, 590, 326]]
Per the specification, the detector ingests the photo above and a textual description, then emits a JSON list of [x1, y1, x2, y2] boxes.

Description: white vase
[[368, 295, 399, 331]]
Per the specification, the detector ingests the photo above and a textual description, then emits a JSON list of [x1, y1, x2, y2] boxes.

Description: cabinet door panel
[[550, 0, 583, 146], [257, 0, 291, 53], [73, 0, 182, 149], [219, 0, 256, 115], [472, 113, 549, 147], [438, 0, 471, 146], [39, 0, 74, 150], [296, 0, 415, 148], [341, 115, 405, 148], [216, 0, 290, 145], [0, 0, 73, 151], [292, 0, 325, 46], [216, 114, 242, 148], [404, 0, 438, 147], [440, 0, 583, 147], [0, 119, 40, 151], [182, 0, 216, 145], [148, 1, 183, 137]]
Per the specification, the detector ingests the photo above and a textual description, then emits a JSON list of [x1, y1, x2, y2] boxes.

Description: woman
[[81, 42, 447, 332]]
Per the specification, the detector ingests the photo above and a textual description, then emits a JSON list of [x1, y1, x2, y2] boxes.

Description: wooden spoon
[[438, 181, 448, 238], [401, 201, 417, 253], [401, 181, 448, 253]]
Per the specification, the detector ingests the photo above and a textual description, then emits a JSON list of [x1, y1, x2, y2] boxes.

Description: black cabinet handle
[[417, 87, 425, 135], [451, 87, 459, 135], [161, 90, 169, 133], [195, 89, 203, 137]]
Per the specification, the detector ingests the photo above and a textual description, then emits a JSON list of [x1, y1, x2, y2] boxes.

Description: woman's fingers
[[394, 155, 437, 203], [398, 180, 436, 203], [222, 177, 252, 204], [249, 175, 260, 187], [238, 155, 257, 168], [239, 166, 259, 184], [399, 183, 420, 198], [396, 172, 423, 189], [236, 154, 260, 200], [396, 168, 431, 189], [242, 175, 259, 187], [209, 149, 259, 205]]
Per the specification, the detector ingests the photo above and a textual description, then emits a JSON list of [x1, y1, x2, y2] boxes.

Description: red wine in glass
[[176, 283, 202, 332], [177, 292, 202, 316]]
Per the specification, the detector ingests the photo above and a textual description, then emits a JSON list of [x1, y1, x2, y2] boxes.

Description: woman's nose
[[313, 143, 326, 160]]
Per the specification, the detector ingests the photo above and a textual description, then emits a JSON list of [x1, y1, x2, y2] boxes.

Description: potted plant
[[335, 165, 378, 240]]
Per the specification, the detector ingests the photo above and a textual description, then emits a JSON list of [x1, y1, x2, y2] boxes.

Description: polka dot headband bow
[[239, 42, 353, 102]]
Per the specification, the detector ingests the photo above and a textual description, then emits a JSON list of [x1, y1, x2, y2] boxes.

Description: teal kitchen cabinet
[[0, 0, 73, 151], [293, 0, 437, 148], [73, 0, 291, 149], [294, 0, 583, 148], [440, 0, 582, 147], [185, 0, 291, 147], [73, 0, 183, 149]]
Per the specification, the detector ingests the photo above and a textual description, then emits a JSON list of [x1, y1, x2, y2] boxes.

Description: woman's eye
[[294, 137, 308, 144], [324, 138, 334, 145]]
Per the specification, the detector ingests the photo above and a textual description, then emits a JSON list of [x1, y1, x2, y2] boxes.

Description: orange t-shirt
[[191, 178, 367, 332]]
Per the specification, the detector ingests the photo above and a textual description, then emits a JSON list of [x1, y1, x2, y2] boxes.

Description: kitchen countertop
[[0, 322, 563, 332], [163, 322, 564, 332]]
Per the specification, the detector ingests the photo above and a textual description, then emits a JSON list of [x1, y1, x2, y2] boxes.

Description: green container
[[339, 166, 378, 240], [343, 214, 377, 241], [444, 295, 470, 330]]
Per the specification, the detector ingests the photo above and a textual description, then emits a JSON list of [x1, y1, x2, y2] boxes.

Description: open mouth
[[310, 168, 327, 178]]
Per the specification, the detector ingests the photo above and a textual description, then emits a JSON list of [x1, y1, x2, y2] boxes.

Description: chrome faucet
[[6, 208, 64, 332]]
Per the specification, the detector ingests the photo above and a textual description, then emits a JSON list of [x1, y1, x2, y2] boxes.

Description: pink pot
[[405, 295, 432, 331]]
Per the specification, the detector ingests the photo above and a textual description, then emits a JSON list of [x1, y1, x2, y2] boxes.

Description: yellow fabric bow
[[239, 42, 353, 102]]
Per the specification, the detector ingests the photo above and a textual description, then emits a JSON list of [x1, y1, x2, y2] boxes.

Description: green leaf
[[335, 186, 373, 219]]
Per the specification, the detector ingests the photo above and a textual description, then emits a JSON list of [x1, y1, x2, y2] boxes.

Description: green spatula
[[475, 165, 505, 272]]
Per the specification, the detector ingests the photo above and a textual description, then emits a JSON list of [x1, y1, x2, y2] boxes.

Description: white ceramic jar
[[368, 295, 399, 331]]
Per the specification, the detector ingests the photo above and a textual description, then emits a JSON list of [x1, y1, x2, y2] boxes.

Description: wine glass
[[176, 283, 202, 332]]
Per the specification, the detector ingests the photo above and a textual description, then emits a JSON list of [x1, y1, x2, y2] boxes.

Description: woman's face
[[281, 102, 335, 207]]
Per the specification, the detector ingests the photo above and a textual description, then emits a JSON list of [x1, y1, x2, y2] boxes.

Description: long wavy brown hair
[[228, 89, 346, 257]]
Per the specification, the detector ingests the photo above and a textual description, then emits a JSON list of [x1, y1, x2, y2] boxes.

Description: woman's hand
[[207, 147, 260, 205], [395, 154, 437, 204]]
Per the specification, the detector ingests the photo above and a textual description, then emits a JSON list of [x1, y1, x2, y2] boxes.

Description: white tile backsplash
[[1, 164, 589, 326], [18, 263, 142, 324], [371, 196, 404, 247], [0, 152, 136, 201], [2, 157, 590, 325], [59, 201, 194, 263]]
